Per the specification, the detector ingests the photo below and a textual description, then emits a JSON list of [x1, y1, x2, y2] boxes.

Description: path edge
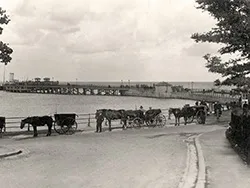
[[195, 134, 206, 188], [0, 150, 23, 159]]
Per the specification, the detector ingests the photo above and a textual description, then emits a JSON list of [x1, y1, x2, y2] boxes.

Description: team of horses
[[96, 108, 162, 131], [168, 105, 208, 126]]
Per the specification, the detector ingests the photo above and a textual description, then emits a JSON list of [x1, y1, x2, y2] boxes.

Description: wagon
[[144, 109, 167, 127], [195, 106, 207, 124], [185, 105, 207, 124], [54, 113, 78, 134]]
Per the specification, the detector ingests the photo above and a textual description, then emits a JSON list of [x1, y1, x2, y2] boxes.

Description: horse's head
[[20, 119, 26, 129], [168, 108, 173, 119]]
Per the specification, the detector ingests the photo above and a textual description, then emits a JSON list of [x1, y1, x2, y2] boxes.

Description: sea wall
[[123, 88, 156, 98], [170, 92, 239, 103]]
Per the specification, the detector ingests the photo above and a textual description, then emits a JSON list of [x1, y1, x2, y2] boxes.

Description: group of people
[[195, 100, 224, 117]]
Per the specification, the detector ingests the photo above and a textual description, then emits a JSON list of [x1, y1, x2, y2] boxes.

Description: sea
[[0, 81, 234, 118], [0, 91, 195, 118]]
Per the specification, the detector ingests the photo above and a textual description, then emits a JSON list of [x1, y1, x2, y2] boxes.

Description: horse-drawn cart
[[186, 105, 207, 124], [144, 109, 167, 127], [121, 109, 167, 129], [54, 113, 78, 134]]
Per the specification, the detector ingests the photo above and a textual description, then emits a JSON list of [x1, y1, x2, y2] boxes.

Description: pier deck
[[3, 83, 129, 96]]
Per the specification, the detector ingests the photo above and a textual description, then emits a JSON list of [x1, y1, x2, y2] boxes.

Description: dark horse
[[96, 109, 125, 131], [20, 116, 53, 137], [0, 117, 6, 138], [168, 107, 196, 126]]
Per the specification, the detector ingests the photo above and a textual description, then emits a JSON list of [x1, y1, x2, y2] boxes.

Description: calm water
[[0, 91, 195, 118]]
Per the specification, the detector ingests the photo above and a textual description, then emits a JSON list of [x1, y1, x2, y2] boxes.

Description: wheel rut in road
[[178, 133, 206, 188]]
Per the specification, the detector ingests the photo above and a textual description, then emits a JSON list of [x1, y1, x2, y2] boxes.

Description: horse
[[168, 108, 182, 126], [0, 117, 6, 138], [168, 108, 178, 120], [168, 107, 196, 126], [20, 116, 53, 137], [96, 109, 125, 131]]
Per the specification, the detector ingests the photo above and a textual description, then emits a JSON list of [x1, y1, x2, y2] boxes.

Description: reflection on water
[[0, 91, 194, 117]]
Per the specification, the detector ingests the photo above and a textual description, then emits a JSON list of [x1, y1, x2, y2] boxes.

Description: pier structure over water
[[3, 83, 129, 96], [2, 81, 242, 104]]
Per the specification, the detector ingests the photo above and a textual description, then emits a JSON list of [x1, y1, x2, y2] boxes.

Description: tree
[[43, 77, 51, 82], [191, 0, 250, 88], [213, 79, 221, 87], [0, 7, 13, 65], [34, 77, 41, 82]]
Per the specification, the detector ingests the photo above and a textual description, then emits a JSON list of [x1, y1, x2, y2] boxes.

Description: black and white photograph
[[0, 0, 250, 187]]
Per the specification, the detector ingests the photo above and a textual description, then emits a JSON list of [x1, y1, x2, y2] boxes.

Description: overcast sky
[[0, 0, 222, 82]]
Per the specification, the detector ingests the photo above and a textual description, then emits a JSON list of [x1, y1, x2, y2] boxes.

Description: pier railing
[[3, 109, 171, 133], [2, 104, 230, 134]]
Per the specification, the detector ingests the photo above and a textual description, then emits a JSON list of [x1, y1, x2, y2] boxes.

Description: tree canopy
[[0, 7, 13, 65], [191, 0, 250, 88]]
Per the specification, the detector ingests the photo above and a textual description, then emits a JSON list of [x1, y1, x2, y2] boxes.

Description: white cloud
[[0, 0, 221, 82]]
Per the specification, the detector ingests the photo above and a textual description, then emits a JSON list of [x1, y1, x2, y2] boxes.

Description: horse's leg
[[109, 120, 112, 131], [33, 126, 38, 137], [28, 124, 30, 132], [178, 117, 180, 126], [122, 119, 127, 130], [175, 117, 177, 126], [47, 124, 52, 136], [184, 116, 187, 125]]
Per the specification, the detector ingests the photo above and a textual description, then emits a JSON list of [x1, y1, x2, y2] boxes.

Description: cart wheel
[[54, 121, 69, 134], [146, 118, 157, 127], [196, 110, 206, 124], [156, 114, 167, 127], [186, 115, 195, 124], [62, 117, 78, 134], [132, 117, 143, 129]]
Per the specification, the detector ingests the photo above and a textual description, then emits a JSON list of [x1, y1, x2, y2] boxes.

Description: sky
[[0, 0, 222, 82]]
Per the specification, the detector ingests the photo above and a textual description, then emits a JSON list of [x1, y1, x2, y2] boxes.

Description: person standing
[[95, 112, 104, 133], [243, 101, 249, 115], [139, 106, 146, 113], [214, 102, 222, 117]]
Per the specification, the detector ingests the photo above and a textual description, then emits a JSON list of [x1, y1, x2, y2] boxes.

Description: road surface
[[0, 124, 228, 188]]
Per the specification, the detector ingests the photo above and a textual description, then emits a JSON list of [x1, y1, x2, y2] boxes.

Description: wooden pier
[[3, 83, 130, 96]]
